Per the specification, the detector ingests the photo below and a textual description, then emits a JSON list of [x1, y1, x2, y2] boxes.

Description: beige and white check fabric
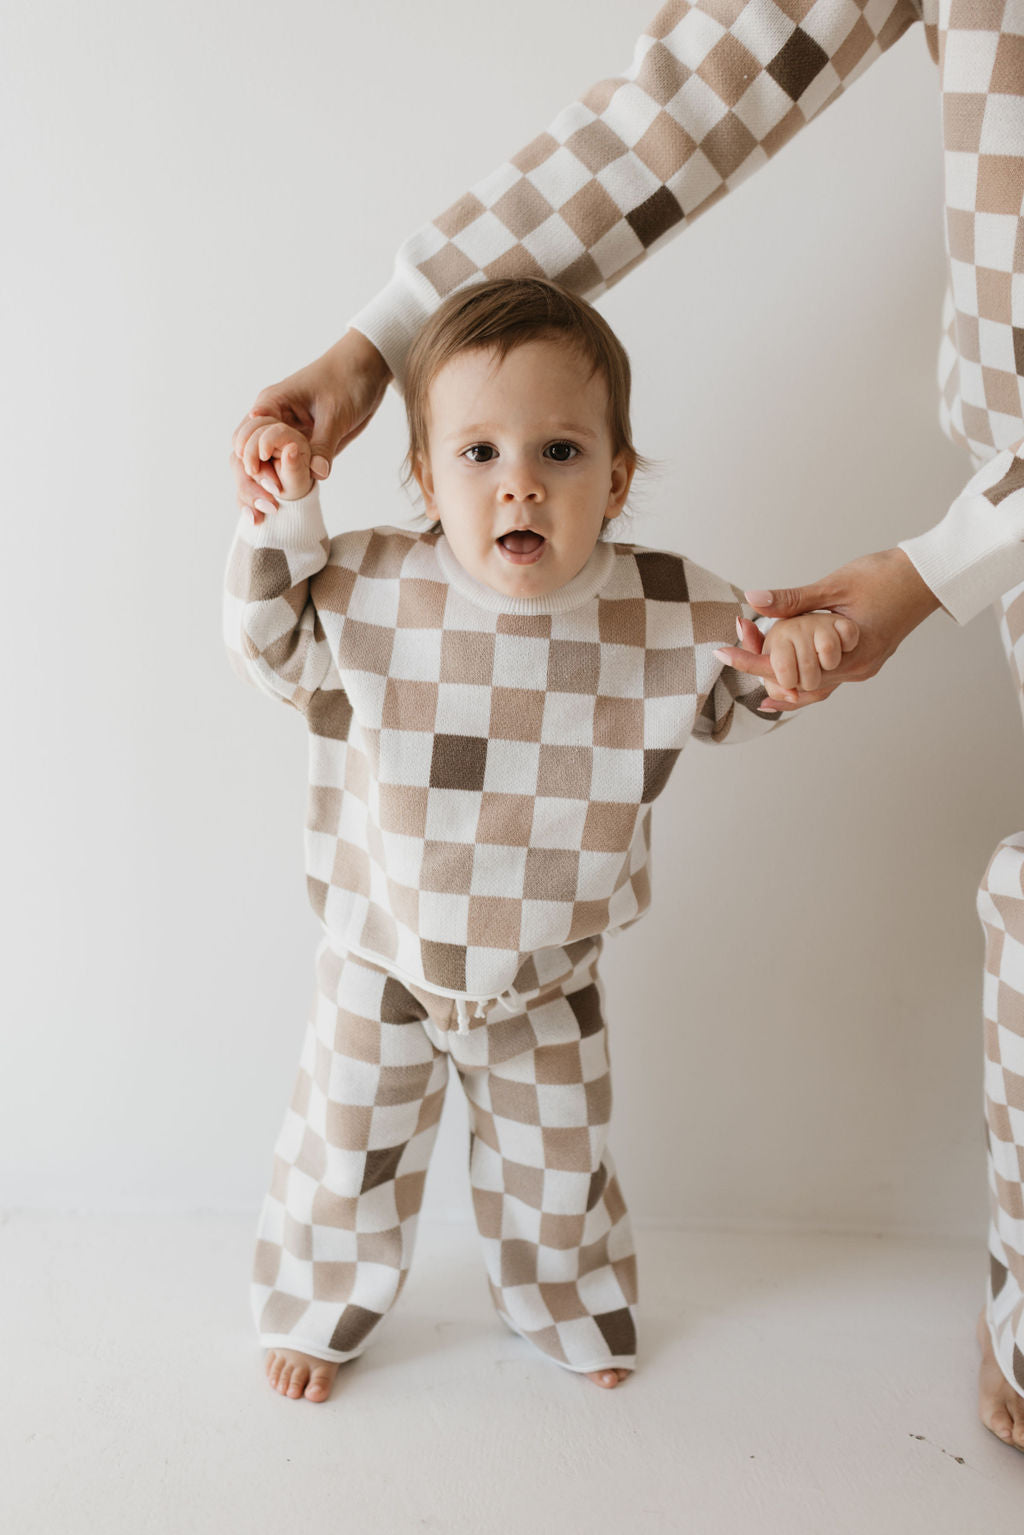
[[977, 829, 1024, 1392], [252, 936, 638, 1373], [225, 499, 779, 1001]]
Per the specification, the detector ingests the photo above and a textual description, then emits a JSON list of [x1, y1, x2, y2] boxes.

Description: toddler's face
[[413, 338, 632, 599]]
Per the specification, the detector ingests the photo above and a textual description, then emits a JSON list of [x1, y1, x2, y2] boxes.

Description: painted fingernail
[[260, 476, 278, 493], [246, 507, 256, 525], [254, 497, 275, 515], [713, 648, 729, 662], [745, 589, 773, 605], [758, 703, 780, 712], [736, 618, 743, 640], [311, 455, 329, 478]]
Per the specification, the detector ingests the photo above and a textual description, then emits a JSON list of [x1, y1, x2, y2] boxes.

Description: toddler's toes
[[285, 1362, 308, 1398], [264, 1348, 341, 1403], [305, 1365, 334, 1401], [585, 1367, 632, 1388]]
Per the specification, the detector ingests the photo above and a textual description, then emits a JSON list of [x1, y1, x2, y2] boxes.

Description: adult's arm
[[714, 0, 1024, 699], [237, 0, 921, 514], [347, 0, 920, 386]]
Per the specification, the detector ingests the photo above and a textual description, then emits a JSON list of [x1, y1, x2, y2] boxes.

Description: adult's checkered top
[[224, 489, 779, 1001], [347, 0, 1024, 626]]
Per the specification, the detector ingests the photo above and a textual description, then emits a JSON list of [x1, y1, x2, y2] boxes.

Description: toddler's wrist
[[280, 478, 315, 502]]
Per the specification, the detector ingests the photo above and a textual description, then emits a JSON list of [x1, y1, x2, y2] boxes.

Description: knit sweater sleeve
[[222, 486, 336, 712], [345, 0, 919, 386], [669, 558, 786, 745], [892, 3, 1024, 624], [693, 606, 787, 745]]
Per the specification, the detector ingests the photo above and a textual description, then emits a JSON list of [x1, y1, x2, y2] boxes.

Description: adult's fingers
[[713, 643, 775, 679], [758, 683, 837, 713], [230, 449, 277, 522]]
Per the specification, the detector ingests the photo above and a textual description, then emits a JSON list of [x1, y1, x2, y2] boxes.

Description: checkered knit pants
[[250, 935, 638, 1374], [981, 580, 1024, 1396]]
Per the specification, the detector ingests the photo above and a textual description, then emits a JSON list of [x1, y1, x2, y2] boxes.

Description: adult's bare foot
[[977, 1307, 1024, 1450]]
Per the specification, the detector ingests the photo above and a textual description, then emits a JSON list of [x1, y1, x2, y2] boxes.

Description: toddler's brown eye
[[465, 445, 496, 463], [547, 442, 577, 462]]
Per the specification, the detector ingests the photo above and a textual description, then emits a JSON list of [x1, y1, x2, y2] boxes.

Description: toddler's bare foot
[[265, 1347, 340, 1403], [585, 1367, 631, 1388], [977, 1307, 1024, 1450]]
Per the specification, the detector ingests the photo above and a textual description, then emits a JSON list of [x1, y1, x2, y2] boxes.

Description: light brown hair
[[400, 276, 655, 502]]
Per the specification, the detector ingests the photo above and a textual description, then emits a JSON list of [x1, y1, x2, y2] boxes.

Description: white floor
[[5, 1214, 1023, 1533]]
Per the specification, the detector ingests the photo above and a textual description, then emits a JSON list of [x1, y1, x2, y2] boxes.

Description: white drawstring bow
[[452, 986, 522, 1035]]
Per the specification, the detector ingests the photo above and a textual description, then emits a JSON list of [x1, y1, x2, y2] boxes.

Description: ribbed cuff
[[245, 484, 328, 551], [898, 502, 1024, 625], [345, 270, 446, 396]]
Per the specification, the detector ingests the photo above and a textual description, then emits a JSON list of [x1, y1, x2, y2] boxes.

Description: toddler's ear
[[412, 454, 440, 521]]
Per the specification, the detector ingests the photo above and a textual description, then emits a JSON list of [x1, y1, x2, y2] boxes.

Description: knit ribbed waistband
[[317, 932, 604, 1035]]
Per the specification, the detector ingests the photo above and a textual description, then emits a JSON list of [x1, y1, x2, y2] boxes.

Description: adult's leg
[[251, 943, 448, 1362], [979, 580, 1024, 1394], [448, 944, 639, 1374]]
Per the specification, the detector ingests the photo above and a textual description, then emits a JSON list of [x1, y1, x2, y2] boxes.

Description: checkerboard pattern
[[347, 0, 1024, 627], [349, 0, 920, 382], [225, 496, 779, 1001], [251, 937, 639, 1373], [977, 830, 1024, 1393]]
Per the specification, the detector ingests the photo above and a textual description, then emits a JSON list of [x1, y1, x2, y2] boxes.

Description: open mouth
[[497, 529, 546, 564]]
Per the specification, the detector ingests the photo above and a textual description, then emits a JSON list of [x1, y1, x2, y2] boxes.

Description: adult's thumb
[[743, 584, 829, 617], [309, 445, 333, 481]]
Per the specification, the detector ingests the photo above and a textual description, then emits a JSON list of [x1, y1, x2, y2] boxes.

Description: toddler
[[224, 276, 856, 1402]]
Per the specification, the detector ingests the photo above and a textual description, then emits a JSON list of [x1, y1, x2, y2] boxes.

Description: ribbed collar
[[434, 534, 615, 614]]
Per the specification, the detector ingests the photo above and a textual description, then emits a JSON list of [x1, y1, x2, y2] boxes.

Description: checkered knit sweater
[[224, 489, 779, 1003], [346, 0, 1024, 626]]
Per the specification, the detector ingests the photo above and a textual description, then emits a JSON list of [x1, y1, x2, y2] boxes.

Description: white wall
[[3, 0, 1020, 1235]]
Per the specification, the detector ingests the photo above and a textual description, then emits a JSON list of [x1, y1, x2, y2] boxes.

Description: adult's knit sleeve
[[345, 0, 919, 386], [892, 4, 1024, 624], [223, 486, 336, 712]]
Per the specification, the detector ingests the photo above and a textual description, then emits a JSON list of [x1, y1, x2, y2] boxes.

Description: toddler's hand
[[237, 419, 313, 516], [761, 611, 860, 697]]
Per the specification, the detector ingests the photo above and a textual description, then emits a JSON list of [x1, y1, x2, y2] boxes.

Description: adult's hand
[[715, 548, 942, 713], [231, 328, 393, 524]]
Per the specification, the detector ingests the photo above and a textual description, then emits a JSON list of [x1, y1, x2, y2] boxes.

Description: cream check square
[[492, 632, 550, 688], [540, 691, 596, 745], [471, 842, 528, 897], [434, 681, 493, 736], [597, 644, 646, 697], [389, 627, 443, 682], [423, 787, 483, 843], [523, 212, 588, 268], [525, 144, 594, 206], [378, 829, 424, 888], [943, 28, 999, 91], [529, 796, 589, 849], [347, 578, 400, 628], [483, 739, 540, 794], [452, 208, 519, 266], [375, 729, 434, 786]]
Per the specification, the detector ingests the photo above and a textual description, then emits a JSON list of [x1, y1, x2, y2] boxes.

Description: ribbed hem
[[244, 484, 329, 551], [259, 1333, 367, 1366], [435, 535, 616, 614]]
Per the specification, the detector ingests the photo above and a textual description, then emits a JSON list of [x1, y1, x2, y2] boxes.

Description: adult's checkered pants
[[250, 936, 638, 1374], [980, 580, 1024, 1396]]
